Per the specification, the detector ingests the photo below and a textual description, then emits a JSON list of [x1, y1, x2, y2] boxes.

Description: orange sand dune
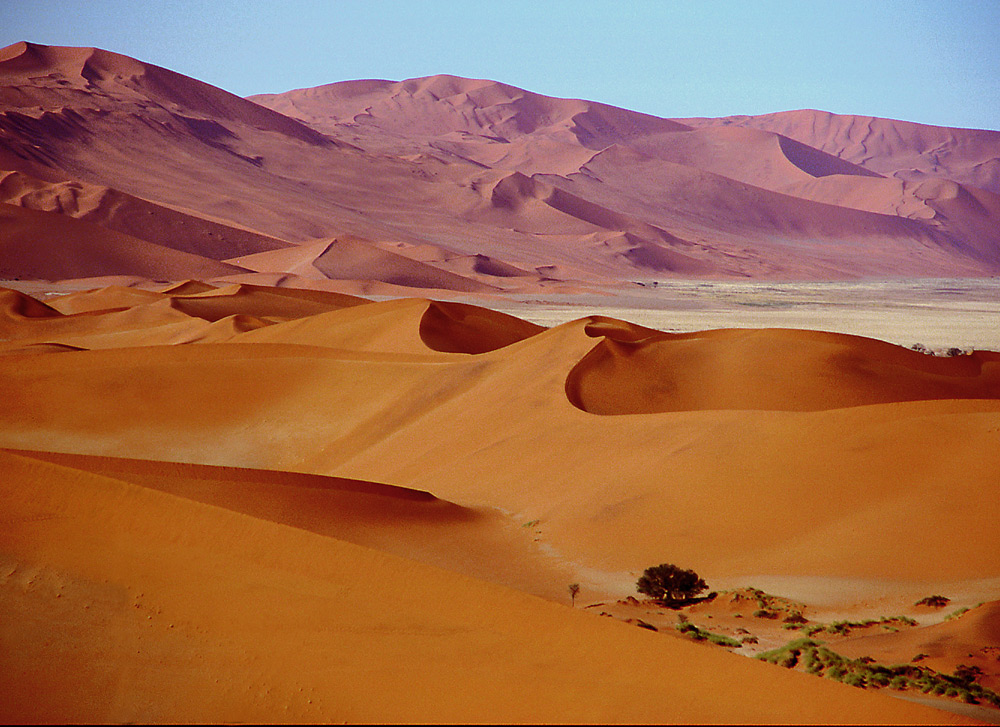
[[237, 297, 544, 355], [1, 293, 997, 586], [0, 288, 195, 345], [165, 282, 364, 321], [44, 284, 168, 314], [5, 447, 575, 601], [0, 448, 961, 724], [566, 321, 1000, 414]]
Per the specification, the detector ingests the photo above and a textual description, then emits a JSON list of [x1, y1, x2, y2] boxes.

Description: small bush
[[676, 622, 740, 648], [915, 595, 950, 608]]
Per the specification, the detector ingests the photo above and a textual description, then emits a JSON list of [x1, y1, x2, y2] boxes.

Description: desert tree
[[636, 563, 707, 606], [568, 583, 580, 606]]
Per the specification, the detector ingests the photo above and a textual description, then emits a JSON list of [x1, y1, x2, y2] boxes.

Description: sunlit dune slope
[[566, 318, 1000, 414], [0, 284, 366, 352], [1, 287, 997, 586], [0, 449, 963, 724]]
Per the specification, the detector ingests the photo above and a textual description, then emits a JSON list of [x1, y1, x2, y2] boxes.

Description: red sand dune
[[679, 109, 1000, 195], [0, 169, 292, 259], [0, 203, 247, 280], [1, 41, 996, 287]]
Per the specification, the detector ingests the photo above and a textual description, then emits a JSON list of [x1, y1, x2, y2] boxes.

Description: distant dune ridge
[[0, 40, 998, 288], [2, 40, 1000, 724]]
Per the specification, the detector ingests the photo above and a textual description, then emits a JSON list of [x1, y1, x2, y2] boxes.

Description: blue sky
[[4, 0, 999, 130]]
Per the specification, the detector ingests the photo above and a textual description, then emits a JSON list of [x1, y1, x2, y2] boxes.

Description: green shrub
[[675, 622, 740, 647]]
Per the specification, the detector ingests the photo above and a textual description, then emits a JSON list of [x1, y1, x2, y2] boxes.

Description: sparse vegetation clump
[[823, 616, 916, 636], [675, 622, 742, 648], [756, 639, 1000, 707], [915, 595, 950, 608], [636, 563, 707, 606], [943, 604, 983, 621]]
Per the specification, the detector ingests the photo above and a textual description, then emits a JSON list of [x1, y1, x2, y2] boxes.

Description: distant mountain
[[2, 41, 998, 287]]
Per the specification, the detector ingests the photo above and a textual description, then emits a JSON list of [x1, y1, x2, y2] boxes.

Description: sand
[[1, 283, 997, 722], [2, 39, 999, 724]]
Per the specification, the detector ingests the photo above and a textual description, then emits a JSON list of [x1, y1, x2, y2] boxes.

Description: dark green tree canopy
[[637, 563, 707, 605]]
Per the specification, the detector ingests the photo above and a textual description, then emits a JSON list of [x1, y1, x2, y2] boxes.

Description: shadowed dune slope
[[0, 287, 63, 319], [0, 448, 963, 724], [418, 300, 545, 353], [0, 203, 248, 280], [567, 319, 1000, 414], [0, 169, 292, 260]]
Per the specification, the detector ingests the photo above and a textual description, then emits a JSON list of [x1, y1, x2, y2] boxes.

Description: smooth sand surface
[[3, 448, 964, 724], [2, 284, 996, 722]]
